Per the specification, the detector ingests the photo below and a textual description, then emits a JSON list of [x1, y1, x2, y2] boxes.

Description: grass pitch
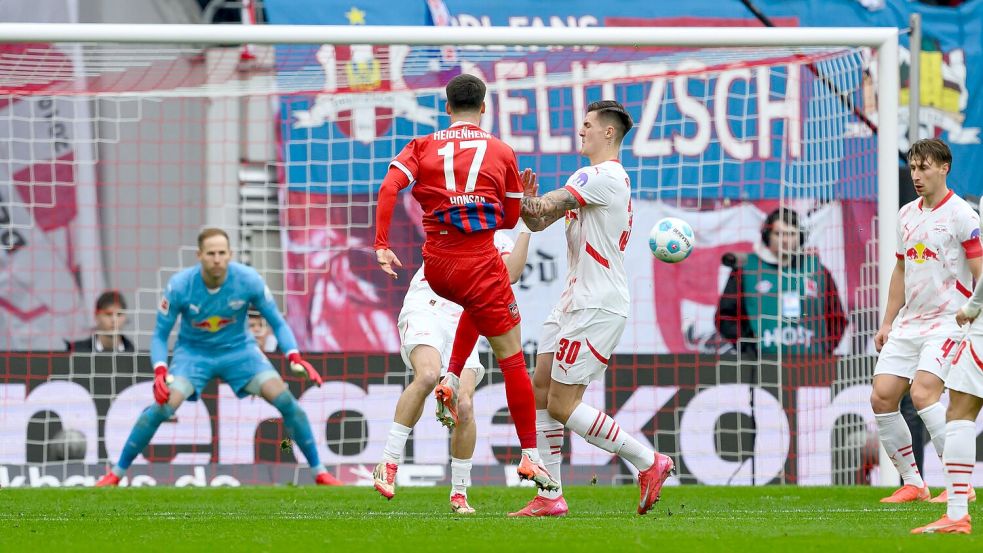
[[1, 485, 977, 552]]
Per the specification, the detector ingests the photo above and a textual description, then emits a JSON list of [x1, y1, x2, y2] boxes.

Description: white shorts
[[945, 336, 983, 398], [397, 305, 484, 383], [873, 330, 960, 381], [539, 308, 626, 386]]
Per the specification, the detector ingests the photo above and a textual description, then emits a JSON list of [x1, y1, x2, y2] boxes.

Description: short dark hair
[[95, 290, 126, 312], [587, 100, 633, 141], [198, 227, 230, 250], [761, 208, 804, 248], [908, 138, 952, 169], [445, 74, 486, 113]]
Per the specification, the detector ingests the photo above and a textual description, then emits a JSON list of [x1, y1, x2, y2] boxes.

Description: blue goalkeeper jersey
[[151, 261, 299, 366]]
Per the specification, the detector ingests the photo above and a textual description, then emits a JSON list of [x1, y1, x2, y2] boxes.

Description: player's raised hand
[[153, 365, 170, 405], [520, 168, 538, 197], [288, 352, 322, 387], [376, 248, 402, 280], [873, 323, 891, 353]]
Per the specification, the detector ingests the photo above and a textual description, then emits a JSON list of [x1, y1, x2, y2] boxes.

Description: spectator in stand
[[715, 207, 848, 356], [68, 290, 135, 353], [248, 310, 278, 353]]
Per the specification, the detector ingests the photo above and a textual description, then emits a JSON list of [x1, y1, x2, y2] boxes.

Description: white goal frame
[[0, 23, 900, 485]]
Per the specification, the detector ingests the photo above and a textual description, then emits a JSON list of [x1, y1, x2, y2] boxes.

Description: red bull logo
[[905, 242, 940, 264], [192, 315, 235, 333]]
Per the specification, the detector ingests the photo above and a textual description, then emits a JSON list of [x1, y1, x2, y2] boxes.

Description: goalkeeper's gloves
[[288, 352, 322, 387], [153, 364, 170, 405]]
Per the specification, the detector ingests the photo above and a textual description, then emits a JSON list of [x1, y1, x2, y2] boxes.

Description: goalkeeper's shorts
[[170, 343, 275, 401]]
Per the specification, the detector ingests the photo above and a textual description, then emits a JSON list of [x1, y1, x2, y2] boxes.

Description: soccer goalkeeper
[[97, 228, 341, 487]]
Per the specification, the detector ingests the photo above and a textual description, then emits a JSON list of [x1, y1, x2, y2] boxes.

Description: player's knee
[[411, 368, 440, 391], [457, 396, 474, 426], [545, 399, 572, 425], [869, 390, 897, 414], [909, 386, 940, 410]]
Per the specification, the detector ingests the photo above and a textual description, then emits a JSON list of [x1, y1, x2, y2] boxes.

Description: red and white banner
[[0, 0, 103, 349]]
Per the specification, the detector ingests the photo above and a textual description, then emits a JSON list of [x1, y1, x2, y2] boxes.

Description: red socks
[[499, 351, 536, 449]]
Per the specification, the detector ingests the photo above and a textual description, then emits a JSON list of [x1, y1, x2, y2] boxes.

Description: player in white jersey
[[912, 247, 983, 534], [373, 229, 530, 513], [871, 138, 982, 504], [510, 100, 672, 517]]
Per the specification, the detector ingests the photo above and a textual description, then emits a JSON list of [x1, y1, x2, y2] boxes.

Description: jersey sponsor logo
[[158, 297, 169, 315], [192, 315, 236, 333], [228, 299, 246, 310], [905, 242, 940, 264], [761, 326, 814, 348]]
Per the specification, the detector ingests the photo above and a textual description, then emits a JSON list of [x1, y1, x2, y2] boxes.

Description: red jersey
[[375, 121, 523, 253]]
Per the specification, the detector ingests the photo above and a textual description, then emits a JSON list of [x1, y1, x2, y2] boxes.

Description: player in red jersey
[[374, 74, 557, 491]]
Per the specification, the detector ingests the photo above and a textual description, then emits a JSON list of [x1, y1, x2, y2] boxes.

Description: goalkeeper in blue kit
[[97, 228, 341, 487]]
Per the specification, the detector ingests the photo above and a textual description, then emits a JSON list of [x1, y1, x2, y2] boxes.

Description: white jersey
[[893, 190, 982, 338], [555, 160, 632, 316], [401, 231, 516, 317]]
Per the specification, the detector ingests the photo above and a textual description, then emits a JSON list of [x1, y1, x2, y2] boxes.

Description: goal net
[[0, 25, 898, 487]]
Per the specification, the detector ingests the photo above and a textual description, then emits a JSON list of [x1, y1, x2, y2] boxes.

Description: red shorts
[[422, 246, 520, 337]]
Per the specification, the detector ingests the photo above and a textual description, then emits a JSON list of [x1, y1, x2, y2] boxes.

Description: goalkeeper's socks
[[874, 411, 924, 488], [566, 402, 654, 471], [447, 312, 480, 378], [536, 409, 564, 500], [271, 390, 322, 476], [115, 403, 176, 474], [499, 351, 537, 449], [942, 420, 976, 520], [917, 402, 947, 457]]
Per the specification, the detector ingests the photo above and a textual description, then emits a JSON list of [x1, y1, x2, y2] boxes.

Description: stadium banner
[[8, 352, 982, 488], [270, 0, 982, 353], [266, 0, 983, 196], [0, 0, 102, 350]]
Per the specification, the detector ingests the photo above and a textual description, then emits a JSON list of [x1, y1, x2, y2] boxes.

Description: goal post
[[0, 23, 900, 487]]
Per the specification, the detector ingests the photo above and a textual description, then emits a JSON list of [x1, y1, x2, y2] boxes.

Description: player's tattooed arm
[[521, 189, 580, 231]]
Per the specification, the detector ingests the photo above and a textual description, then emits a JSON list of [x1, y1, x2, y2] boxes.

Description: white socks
[[450, 457, 472, 496], [874, 411, 924, 488], [916, 402, 947, 458], [536, 409, 564, 500], [382, 422, 411, 464], [942, 420, 976, 520], [565, 402, 655, 471]]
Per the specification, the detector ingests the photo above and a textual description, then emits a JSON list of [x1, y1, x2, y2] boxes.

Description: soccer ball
[[649, 217, 695, 263], [48, 428, 87, 461]]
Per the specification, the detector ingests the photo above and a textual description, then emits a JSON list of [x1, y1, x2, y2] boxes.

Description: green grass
[[0, 485, 978, 552]]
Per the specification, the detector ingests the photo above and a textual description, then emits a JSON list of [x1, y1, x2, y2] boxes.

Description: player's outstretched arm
[[374, 165, 410, 279], [521, 188, 580, 232]]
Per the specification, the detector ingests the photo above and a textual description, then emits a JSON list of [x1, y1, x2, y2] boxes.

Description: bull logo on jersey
[[906, 242, 940, 264], [291, 45, 439, 144], [193, 315, 236, 333]]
